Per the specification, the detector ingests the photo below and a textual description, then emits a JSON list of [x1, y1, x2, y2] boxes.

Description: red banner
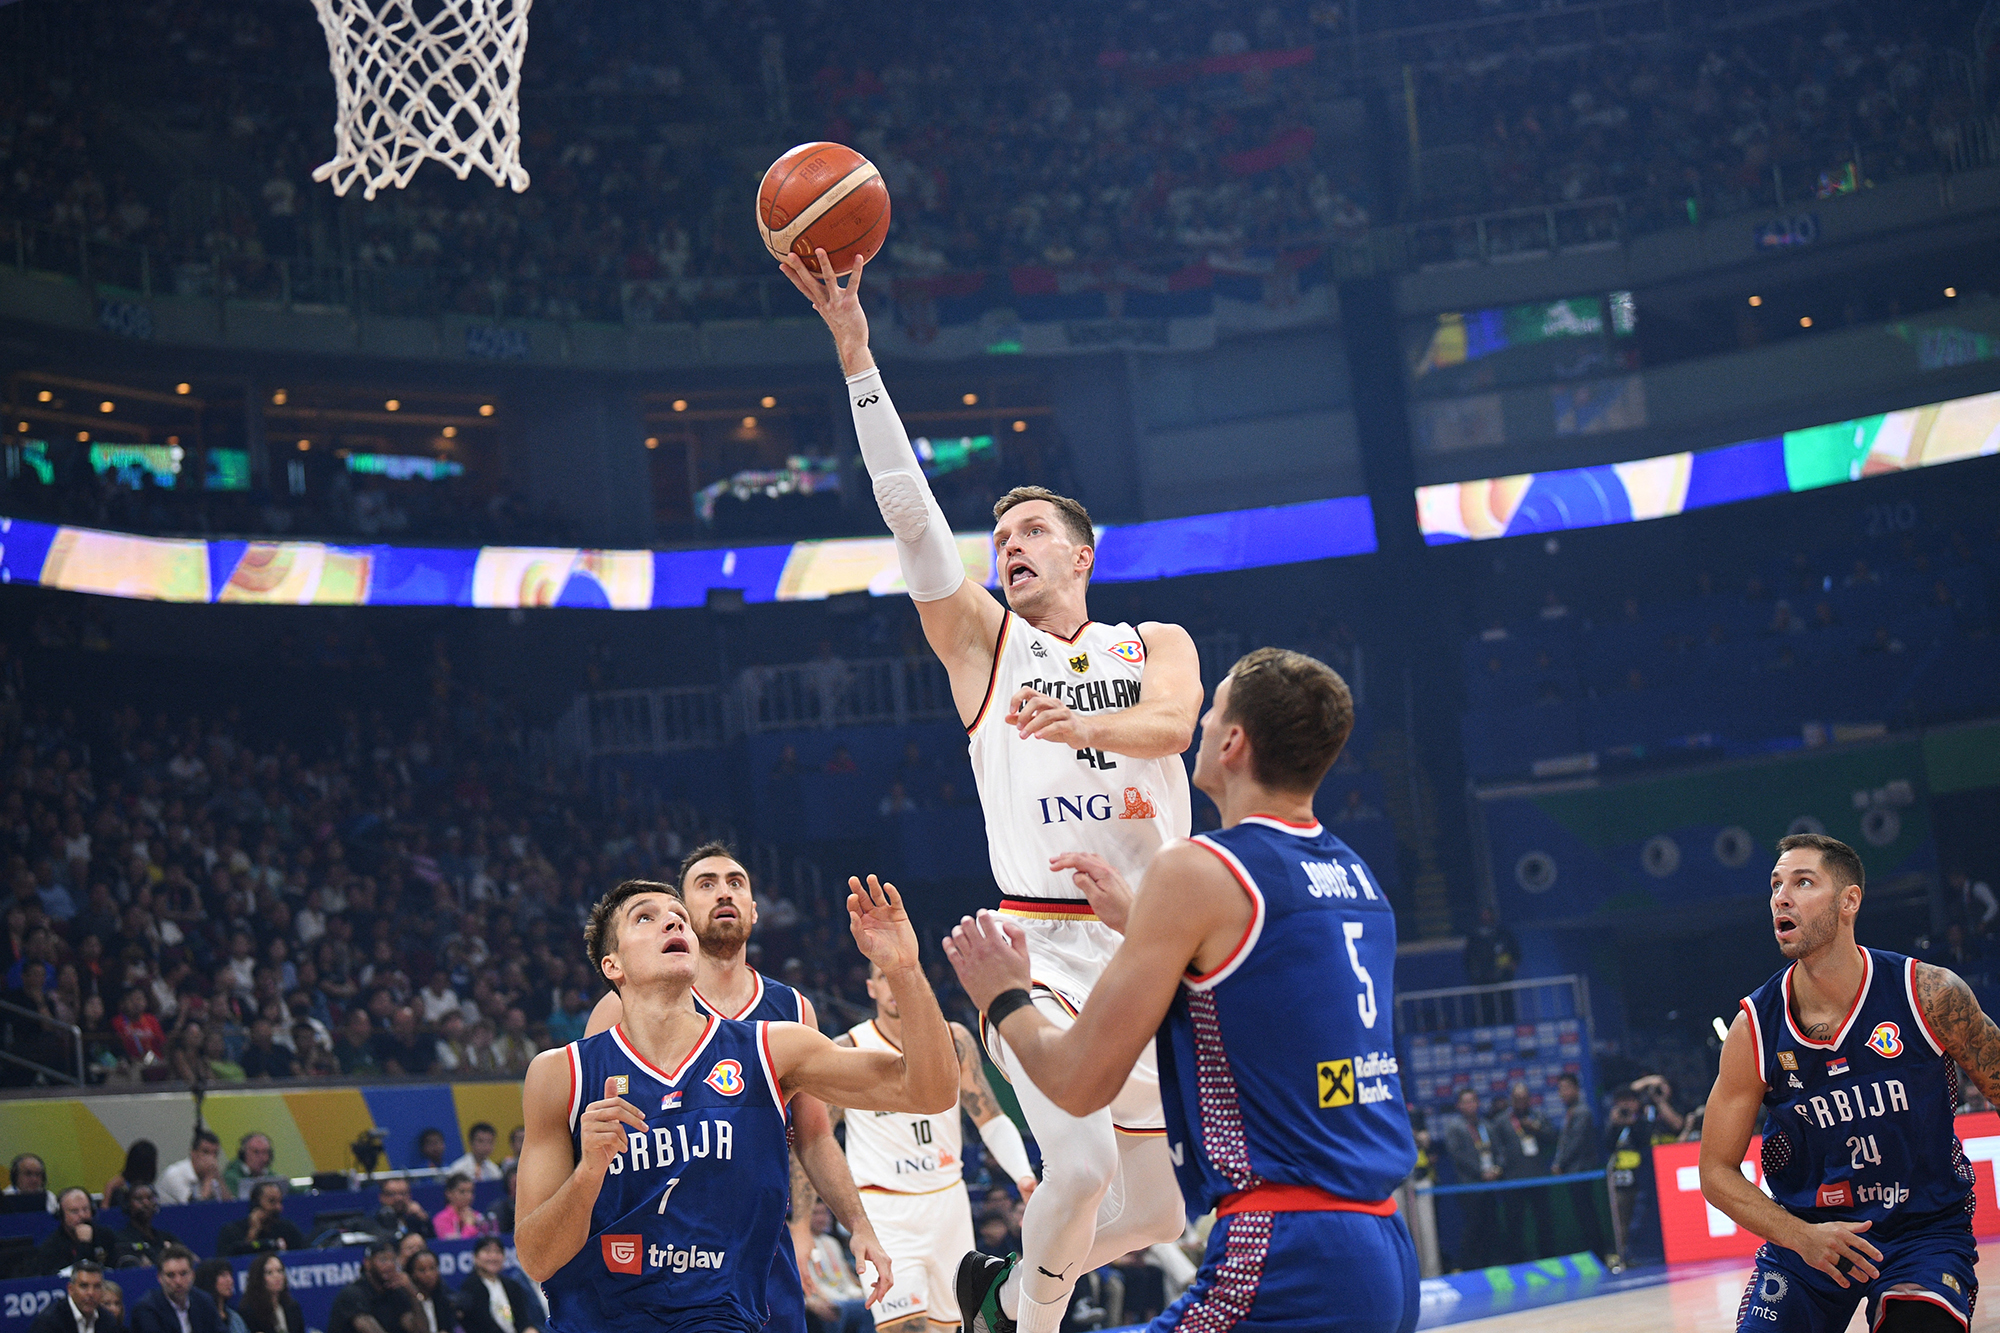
[[1653, 1111, 2000, 1264]]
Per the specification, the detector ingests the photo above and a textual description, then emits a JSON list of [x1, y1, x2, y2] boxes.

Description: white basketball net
[[310, 0, 532, 200]]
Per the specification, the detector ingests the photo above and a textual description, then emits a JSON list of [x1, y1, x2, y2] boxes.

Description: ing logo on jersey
[[1867, 1022, 1903, 1058], [704, 1060, 744, 1096], [1067, 652, 1091, 675], [1107, 640, 1144, 665], [1117, 787, 1156, 820]]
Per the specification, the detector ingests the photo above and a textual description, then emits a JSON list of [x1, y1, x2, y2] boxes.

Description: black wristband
[[986, 988, 1036, 1026]]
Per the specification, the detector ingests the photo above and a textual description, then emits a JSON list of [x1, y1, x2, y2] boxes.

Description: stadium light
[[298, 439, 311, 451], [76, 431, 89, 442], [742, 416, 757, 430], [99, 401, 114, 413], [645, 437, 659, 449], [1799, 316, 1812, 328], [1747, 295, 1762, 307], [672, 399, 687, 412], [1012, 420, 1027, 432], [386, 399, 401, 411], [442, 426, 458, 439], [760, 395, 776, 408], [1945, 287, 1957, 298], [273, 389, 287, 405], [478, 403, 495, 416], [36, 390, 52, 402], [963, 393, 978, 406], [175, 382, 191, 395]]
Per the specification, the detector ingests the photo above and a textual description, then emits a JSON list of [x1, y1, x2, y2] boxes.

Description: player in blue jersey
[[585, 843, 893, 1331], [514, 873, 957, 1333], [1702, 833, 2000, 1333], [946, 647, 1421, 1333]]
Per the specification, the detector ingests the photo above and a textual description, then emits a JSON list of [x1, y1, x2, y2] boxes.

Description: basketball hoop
[[310, 0, 532, 200]]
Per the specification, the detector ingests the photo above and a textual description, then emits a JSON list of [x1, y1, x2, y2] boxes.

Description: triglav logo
[[602, 1234, 642, 1274]]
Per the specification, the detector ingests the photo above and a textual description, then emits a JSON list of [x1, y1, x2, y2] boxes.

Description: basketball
[[757, 141, 891, 277]]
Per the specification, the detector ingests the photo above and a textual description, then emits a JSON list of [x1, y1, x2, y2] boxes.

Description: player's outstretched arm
[[956, 1022, 1038, 1198], [1005, 621, 1202, 761], [1914, 962, 2000, 1102], [769, 875, 957, 1115], [779, 247, 1004, 709], [514, 1056, 650, 1282], [945, 839, 1246, 1116], [1698, 1011, 1880, 1288], [792, 996, 894, 1307]]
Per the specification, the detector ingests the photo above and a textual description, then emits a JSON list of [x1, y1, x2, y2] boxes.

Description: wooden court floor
[[1446, 1245, 2000, 1331]]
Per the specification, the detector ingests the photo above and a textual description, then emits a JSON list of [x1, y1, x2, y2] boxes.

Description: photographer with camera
[[1603, 1076, 1683, 1271], [363, 1178, 433, 1246]]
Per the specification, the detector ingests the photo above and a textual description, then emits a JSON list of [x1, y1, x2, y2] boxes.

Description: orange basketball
[[757, 141, 890, 277]]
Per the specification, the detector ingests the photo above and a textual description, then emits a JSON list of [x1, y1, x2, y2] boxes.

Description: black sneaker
[[956, 1251, 1018, 1333]]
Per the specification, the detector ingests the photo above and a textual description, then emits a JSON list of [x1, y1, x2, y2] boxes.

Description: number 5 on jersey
[[1344, 921, 1377, 1029]]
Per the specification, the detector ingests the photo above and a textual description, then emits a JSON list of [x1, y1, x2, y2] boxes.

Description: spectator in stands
[[223, 1134, 276, 1198], [447, 1125, 502, 1183], [500, 1128, 523, 1174], [375, 1007, 435, 1076], [1490, 1081, 1557, 1263], [329, 1241, 425, 1333], [194, 1260, 249, 1333], [431, 1014, 472, 1073], [415, 1131, 448, 1175], [130, 1247, 220, 1333], [417, 971, 460, 1028], [544, 990, 588, 1046], [406, 1249, 457, 1333], [4, 1152, 57, 1213], [877, 781, 917, 817], [1440, 1088, 1501, 1271], [431, 1175, 490, 1241], [292, 1024, 337, 1077], [241, 1023, 296, 1081], [455, 1238, 538, 1333], [111, 1184, 179, 1268], [97, 1284, 123, 1328], [27, 1260, 110, 1333], [32, 1187, 113, 1275], [217, 1181, 306, 1256], [334, 1010, 383, 1077], [365, 1178, 434, 1244], [157, 1130, 224, 1204], [1948, 867, 1998, 937], [238, 1255, 304, 1333], [396, 1234, 429, 1265], [486, 1166, 516, 1235], [102, 1142, 157, 1212], [801, 1202, 871, 1333], [490, 1011, 533, 1073]]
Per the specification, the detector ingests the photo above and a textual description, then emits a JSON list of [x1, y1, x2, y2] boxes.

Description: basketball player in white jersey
[[585, 844, 893, 1313], [829, 961, 1040, 1333], [781, 246, 1200, 1333]]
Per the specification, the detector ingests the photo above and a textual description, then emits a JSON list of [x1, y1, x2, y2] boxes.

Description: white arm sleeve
[[846, 366, 965, 602], [976, 1113, 1035, 1184]]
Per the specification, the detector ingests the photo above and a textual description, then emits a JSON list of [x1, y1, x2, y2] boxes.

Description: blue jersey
[[1743, 947, 1974, 1236], [1156, 816, 1417, 1217], [542, 1018, 791, 1333], [692, 972, 808, 1333]]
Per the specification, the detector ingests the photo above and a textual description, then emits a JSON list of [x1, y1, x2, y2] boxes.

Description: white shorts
[[981, 915, 1165, 1134], [855, 1181, 976, 1325]]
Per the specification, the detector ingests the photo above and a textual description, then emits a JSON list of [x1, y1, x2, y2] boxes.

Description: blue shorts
[[1150, 1209, 1419, 1333], [766, 1235, 806, 1333], [1735, 1215, 1976, 1332]]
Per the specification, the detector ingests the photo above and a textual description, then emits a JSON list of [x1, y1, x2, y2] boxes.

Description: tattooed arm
[[957, 1022, 1038, 1196], [1914, 963, 2000, 1102]]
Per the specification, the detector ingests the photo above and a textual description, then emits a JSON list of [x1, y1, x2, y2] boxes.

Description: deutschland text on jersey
[[541, 1019, 790, 1333]]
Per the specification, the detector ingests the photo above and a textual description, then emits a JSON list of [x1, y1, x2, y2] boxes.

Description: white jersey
[[843, 1020, 964, 1193], [968, 613, 1192, 906]]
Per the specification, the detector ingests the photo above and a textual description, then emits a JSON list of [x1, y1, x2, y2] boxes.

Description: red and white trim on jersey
[[1872, 1289, 1968, 1331], [1237, 814, 1324, 836], [1177, 1210, 1272, 1333], [965, 614, 1013, 735], [694, 971, 766, 1021], [1905, 956, 1948, 1056], [755, 1021, 789, 1114], [1186, 988, 1258, 1191], [565, 1041, 585, 1131], [1185, 836, 1267, 992], [610, 1014, 720, 1086], [997, 895, 1099, 921], [1739, 997, 1768, 1087], [1782, 945, 1873, 1050]]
